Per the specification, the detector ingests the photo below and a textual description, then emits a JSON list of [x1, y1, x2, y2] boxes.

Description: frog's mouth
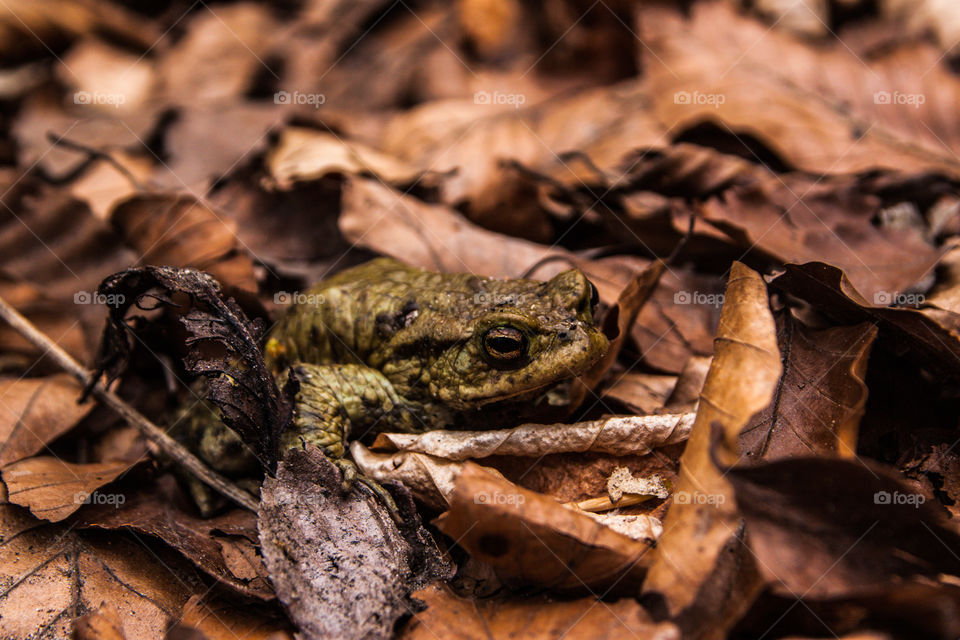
[[468, 375, 577, 407]]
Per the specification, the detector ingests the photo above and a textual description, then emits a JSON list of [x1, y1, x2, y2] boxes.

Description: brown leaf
[[168, 595, 293, 640], [110, 194, 257, 294], [399, 583, 681, 640], [75, 476, 274, 600], [699, 174, 943, 301], [643, 262, 781, 635], [0, 374, 92, 466], [0, 504, 199, 639], [723, 456, 960, 602], [2, 457, 132, 522], [436, 462, 653, 592], [739, 315, 877, 461], [74, 603, 127, 640], [771, 262, 960, 379], [639, 2, 960, 178]]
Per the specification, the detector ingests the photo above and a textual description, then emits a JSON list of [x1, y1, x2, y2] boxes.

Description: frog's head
[[418, 268, 609, 412]]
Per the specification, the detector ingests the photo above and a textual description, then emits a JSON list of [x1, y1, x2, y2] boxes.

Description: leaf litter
[[0, 1, 959, 638]]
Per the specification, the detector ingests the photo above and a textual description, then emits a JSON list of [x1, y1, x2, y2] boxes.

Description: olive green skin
[[188, 257, 608, 487], [265, 258, 608, 448]]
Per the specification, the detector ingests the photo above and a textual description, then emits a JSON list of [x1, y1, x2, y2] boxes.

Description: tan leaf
[[2, 457, 132, 522], [266, 128, 425, 189], [74, 603, 126, 640], [0, 374, 92, 466], [399, 583, 680, 640], [643, 262, 781, 634], [0, 504, 197, 639], [371, 414, 694, 460], [170, 595, 293, 640]]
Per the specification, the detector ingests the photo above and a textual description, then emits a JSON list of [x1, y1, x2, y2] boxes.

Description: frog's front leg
[[279, 363, 420, 511]]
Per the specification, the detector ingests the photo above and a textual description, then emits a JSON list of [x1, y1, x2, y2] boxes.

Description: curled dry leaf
[[258, 447, 452, 640], [372, 413, 695, 460], [435, 462, 654, 593], [0, 504, 200, 640], [739, 314, 877, 461], [2, 456, 132, 522], [644, 262, 782, 635], [0, 374, 92, 466], [351, 441, 465, 512], [266, 127, 426, 190], [771, 262, 960, 379], [399, 583, 681, 640]]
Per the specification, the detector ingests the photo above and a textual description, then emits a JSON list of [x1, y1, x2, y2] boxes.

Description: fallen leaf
[[771, 262, 960, 379], [0, 374, 92, 466], [169, 595, 293, 640], [739, 314, 877, 461], [643, 262, 781, 636], [110, 194, 257, 294], [2, 456, 132, 522], [0, 504, 200, 640], [74, 603, 127, 640], [75, 476, 273, 599], [258, 446, 452, 640], [372, 414, 694, 460], [399, 583, 681, 640], [436, 462, 654, 592]]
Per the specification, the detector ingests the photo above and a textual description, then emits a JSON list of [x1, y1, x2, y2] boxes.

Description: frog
[[186, 257, 608, 511]]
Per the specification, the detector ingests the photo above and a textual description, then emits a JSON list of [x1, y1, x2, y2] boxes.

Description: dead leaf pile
[[0, 0, 959, 638]]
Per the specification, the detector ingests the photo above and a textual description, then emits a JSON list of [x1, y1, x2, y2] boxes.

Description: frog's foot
[[333, 457, 401, 524]]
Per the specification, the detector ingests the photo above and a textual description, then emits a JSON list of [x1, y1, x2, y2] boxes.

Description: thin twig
[[0, 294, 259, 512]]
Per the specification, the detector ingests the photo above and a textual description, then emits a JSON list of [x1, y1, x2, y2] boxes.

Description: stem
[[0, 295, 259, 512]]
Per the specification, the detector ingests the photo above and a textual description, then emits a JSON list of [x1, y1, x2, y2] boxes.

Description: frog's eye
[[483, 326, 528, 364], [578, 281, 600, 317]]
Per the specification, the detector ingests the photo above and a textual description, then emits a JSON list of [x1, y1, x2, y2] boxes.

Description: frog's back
[[264, 258, 439, 372]]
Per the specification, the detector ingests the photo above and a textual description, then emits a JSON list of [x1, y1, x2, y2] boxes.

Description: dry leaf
[[436, 462, 653, 592], [0, 374, 92, 466], [2, 456, 131, 522], [372, 414, 694, 459], [739, 314, 877, 460], [0, 504, 199, 639], [399, 583, 681, 640], [258, 447, 452, 640], [75, 476, 274, 599], [643, 262, 782, 636]]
